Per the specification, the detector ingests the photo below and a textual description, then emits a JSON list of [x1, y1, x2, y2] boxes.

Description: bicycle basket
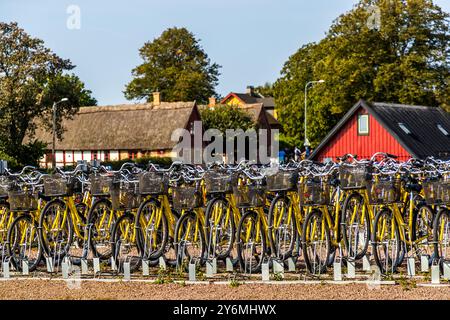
[[367, 178, 401, 204], [8, 189, 38, 211], [172, 185, 203, 211], [90, 174, 114, 196], [110, 181, 140, 210], [44, 175, 74, 197], [0, 176, 12, 198], [266, 171, 298, 192], [204, 171, 234, 194], [138, 171, 169, 195], [338, 163, 371, 189], [299, 178, 330, 206], [233, 185, 266, 208], [423, 179, 450, 205]]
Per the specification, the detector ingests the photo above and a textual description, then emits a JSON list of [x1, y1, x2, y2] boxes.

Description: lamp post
[[304, 80, 325, 157], [52, 98, 68, 168]]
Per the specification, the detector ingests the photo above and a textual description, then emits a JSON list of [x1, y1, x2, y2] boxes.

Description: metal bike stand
[[287, 257, 296, 272], [111, 257, 117, 272], [188, 258, 196, 282], [431, 262, 440, 284], [333, 245, 343, 281], [261, 258, 270, 282], [61, 257, 70, 279], [3, 258, 10, 279], [362, 254, 371, 272], [443, 261, 450, 280], [158, 256, 166, 270], [347, 258, 356, 279], [123, 259, 131, 281], [45, 257, 54, 273], [22, 259, 29, 276], [142, 259, 150, 276], [93, 257, 100, 276], [81, 258, 89, 275], [420, 255, 429, 272], [206, 258, 217, 277], [407, 256, 416, 277], [273, 259, 284, 279], [225, 257, 233, 272]]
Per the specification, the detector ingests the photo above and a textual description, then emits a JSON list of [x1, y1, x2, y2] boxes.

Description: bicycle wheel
[[39, 199, 73, 262], [268, 194, 297, 260], [111, 213, 141, 272], [204, 197, 235, 260], [372, 208, 401, 274], [7, 214, 42, 272], [341, 193, 370, 260], [135, 198, 168, 260], [86, 198, 115, 260], [302, 209, 331, 274], [174, 210, 205, 269], [236, 210, 267, 273], [433, 207, 450, 266], [412, 204, 434, 258]]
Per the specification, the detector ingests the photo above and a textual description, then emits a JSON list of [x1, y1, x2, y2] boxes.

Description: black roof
[[310, 100, 450, 160], [231, 93, 276, 109]]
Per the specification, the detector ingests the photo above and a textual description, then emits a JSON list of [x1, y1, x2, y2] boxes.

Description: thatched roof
[[30, 101, 198, 151]]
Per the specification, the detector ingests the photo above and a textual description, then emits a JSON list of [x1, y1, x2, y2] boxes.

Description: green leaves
[[274, 0, 449, 147], [200, 105, 255, 133], [124, 27, 221, 104], [0, 22, 96, 166]]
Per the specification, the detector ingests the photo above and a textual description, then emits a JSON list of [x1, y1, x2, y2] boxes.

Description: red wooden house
[[310, 100, 450, 162]]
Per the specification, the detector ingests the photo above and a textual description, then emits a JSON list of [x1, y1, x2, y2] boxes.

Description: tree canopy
[[274, 0, 449, 148], [124, 27, 221, 104], [0, 22, 96, 166], [200, 104, 255, 133]]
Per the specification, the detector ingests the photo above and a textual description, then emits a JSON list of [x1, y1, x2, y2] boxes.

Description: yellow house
[[221, 86, 277, 118]]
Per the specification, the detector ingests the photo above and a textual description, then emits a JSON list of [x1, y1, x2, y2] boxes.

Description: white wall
[[110, 151, 119, 161], [74, 151, 82, 162], [83, 151, 91, 160]]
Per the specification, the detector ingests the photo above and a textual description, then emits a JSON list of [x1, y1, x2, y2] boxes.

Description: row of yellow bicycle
[[0, 152, 449, 277]]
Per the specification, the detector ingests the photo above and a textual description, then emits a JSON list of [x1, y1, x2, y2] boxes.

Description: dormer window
[[398, 123, 411, 135], [358, 114, 369, 135], [437, 124, 449, 136]]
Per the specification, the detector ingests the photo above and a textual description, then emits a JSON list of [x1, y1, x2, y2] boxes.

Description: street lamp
[[52, 98, 69, 168], [304, 80, 325, 156]]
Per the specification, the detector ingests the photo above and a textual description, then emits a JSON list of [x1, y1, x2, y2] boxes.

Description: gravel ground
[[0, 280, 449, 300]]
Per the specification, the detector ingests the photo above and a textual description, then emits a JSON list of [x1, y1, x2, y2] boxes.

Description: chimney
[[152, 91, 161, 106], [246, 85, 254, 96], [208, 97, 216, 107]]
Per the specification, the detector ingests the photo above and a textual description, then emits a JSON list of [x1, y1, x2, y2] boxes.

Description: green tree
[[274, 0, 449, 147], [125, 27, 221, 104], [255, 82, 274, 97], [0, 22, 97, 166], [200, 105, 255, 133]]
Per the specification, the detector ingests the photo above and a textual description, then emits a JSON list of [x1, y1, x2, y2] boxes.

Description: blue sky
[[2, 0, 449, 105]]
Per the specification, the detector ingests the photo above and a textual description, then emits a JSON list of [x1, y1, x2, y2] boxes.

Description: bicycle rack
[[123, 257, 131, 281], [22, 258, 29, 276], [273, 259, 284, 279], [362, 254, 371, 272], [61, 257, 70, 279], [81, 258, 89, 275], [111, 256, 117, 272], [45, 257, 54, 273], [443, 261, 450, 280], [2, 257, 10, 278], [333, 245, 343, 281], [93, 257, 100, 275], [206, 257, 217, 277], [420, 255, 429, 272], [225, 257, 233, 272], [142, 259, 150, 276], [287, 257, 296, 272], [243, 241, 253, 275], [407, 256, 415, 277], [188, 257, 197, 281], [431, 261, 440, 284], [261, 257, 270, 281], [158, 256, 166, 270]]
